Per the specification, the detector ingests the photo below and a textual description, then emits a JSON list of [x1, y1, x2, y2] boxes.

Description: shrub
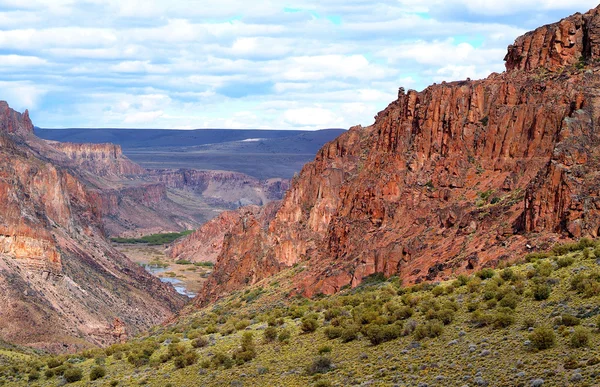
[[28, 371, 40, 381], [212, 352, 234, 369], [570, 272, 600, 297], [532, 283, 551, 301], [47, 358, 63, 369], [278, 329, 291, 343], [556, 256, 575, 268], [493, 309, 515, 328], [558, 314, 580, 327], [570, 327, 591, 348], [414, 320, 444, 340], [529, 327, 556, 350], [454, 275, 469, 287], [89, 366, 106, 381], [63, 368, 83, 383], [44, 369, 54, 378], [263, 326, 278, 342], [340, 325, 360, 342], [233, 332, 256, 364], [301, 317, 319, 333], [192, 336, 209, 348], [476, 268, 495, 280], [535, 261, 554, 277], [500, 268, 515, 281], [174, 351, 198, 369], [234, 319, 251, 331], [499, 293, 519, 309], [314, 381, 333, 387], [393, 306, 414, 321], [318, 345, 332, 354], [307, 356, 332, 375], [324, 326, 343, 340], [365, 323, 402, 345]]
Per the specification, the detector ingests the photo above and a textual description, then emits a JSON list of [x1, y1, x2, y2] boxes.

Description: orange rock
[[197, 5, 600, 304]]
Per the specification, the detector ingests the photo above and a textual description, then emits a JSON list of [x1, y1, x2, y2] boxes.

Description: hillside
[[2, 240, 600, 386], [196, 5, 600, 304], [0, 102, 186, 351]]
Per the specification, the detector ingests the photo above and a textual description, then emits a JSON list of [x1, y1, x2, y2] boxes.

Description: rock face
[[148, 169, 289, 208], [52, 142, 146, 176], [0, 101, 33, 135], [198, 5, 600, 302], [0, 103, 186, 351], [169, 203, 280, 263]]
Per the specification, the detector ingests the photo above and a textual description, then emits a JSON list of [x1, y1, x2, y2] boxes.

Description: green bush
[[278, 329, 291, 343], [570, 272, 600, 297], [47, 358, 63, 369], [364, 323, 402, 345], [500, 268, 515, 281], [307, 356, 332, 375], [191, 336, 209, 348], [570, 327, 591, 348], [476, 268, 495, 280], [233, 332, 256, 364], [318, 345, 332, 354], [174, 351, 198, 369], [556, 256, 575, 268], [263, 326, 278, 342], [532, 283, 551, 300], [529, 327, 556, 350], [414, 320, 444, 340], [211, 352, 234, 369], [493, 309, 515, 328], [558, 314, 580, 327], [89, 366, 106, 381], [28, 371, 40, 381], [64, 368, 83, 383], [301, 317, 319, 333]]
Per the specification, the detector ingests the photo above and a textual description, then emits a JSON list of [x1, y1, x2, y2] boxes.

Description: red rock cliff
[[169, 202, 281, 263], [198, 5, 600, 303], [52, 142, 145, 176], [0, 104, 186, 351]]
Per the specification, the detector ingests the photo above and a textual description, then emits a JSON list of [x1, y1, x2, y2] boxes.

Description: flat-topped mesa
[[505, 5, 600, 72], [0, 101, 34, 135], [52, 142, 146, 176]]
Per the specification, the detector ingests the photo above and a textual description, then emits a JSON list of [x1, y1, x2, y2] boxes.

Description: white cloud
[[1, 0, 597, 129]]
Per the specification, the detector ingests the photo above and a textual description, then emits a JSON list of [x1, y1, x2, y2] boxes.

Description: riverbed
[[113, 243, 212, 298]]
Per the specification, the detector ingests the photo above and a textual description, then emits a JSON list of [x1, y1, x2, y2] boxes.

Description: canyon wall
[[199, 5, 600, 303], [169, 202, 281, 263], [0, 104, 186, 351], [52, 142, 146, 176]]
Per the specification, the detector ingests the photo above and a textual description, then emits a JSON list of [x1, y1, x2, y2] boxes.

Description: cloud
[[2, 0, 598, 129]]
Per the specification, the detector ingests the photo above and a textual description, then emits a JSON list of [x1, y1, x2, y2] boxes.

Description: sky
[[0, 1, 599, 130]]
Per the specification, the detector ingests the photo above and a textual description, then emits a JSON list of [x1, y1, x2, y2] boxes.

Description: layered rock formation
[[52, 142, 145, 176], [148, 169, 289, 208], [0, 104, 186, 351], [199, 5, 600, 303], [169, 203, 280, 263]]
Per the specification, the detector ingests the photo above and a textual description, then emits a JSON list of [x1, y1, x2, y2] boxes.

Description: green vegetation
[[111, 230, 194, 245], [3, 239, 600, 386]]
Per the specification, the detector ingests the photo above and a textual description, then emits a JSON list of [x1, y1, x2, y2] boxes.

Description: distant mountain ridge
[[35, 128, 346, 149]]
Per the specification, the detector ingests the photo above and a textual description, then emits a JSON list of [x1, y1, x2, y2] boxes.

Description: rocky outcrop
[[505, 7, 600, 72], [169, 202, 280, 263], [198, 5, 600, 303], [52, 142, 145, 176], [0, 103, 186, 351], [0, 101, 33, 135], [149, 169, 289, 208]]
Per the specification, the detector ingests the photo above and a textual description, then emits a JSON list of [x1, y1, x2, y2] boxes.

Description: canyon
[[194, 5, 600, 303], [0, 103, 186, 351]]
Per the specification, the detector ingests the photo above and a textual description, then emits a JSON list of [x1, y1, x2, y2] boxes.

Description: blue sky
[[0, 0, 598, 129]]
